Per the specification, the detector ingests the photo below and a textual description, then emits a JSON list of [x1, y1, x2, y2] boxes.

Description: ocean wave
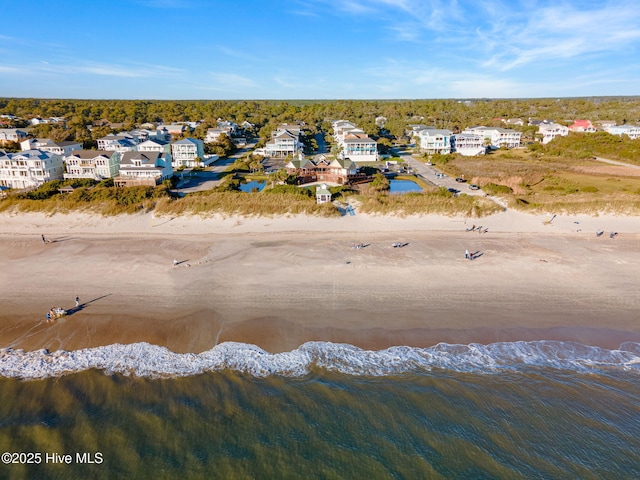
[[1, 341, 639, 380]]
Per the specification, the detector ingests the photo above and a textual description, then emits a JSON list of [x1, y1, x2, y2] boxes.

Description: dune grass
[[439, 149, 640, 214]]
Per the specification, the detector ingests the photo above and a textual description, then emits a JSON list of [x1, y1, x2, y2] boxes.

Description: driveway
[[174, 142, 257, 194]]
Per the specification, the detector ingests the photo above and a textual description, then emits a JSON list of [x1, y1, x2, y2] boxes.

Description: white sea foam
[[0, 341, 639, 380]]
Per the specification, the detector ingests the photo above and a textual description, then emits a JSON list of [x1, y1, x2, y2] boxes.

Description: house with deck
[[538, 123, 569, 144], [0, 150, 64, 189], [0, 128, 28, 145], [114, 151, 172, 187], [285, 155, 361, 185], [97, 133, 139, 153], [64, 150, 121, 180], [264, 129, 302, 158], [21, 138, 83, 156], [463, 126, 521, 149], [170, 138, 204, 168], [417, 128, 452, 154], [452, 133, 486, 156], [604, 125, 640, 140]]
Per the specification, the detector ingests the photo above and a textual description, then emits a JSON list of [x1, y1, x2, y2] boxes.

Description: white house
[[463, 126, 521, 149], [97, 133, 138, 153], [452, 133, 486, 156], [114, 151, 172, 187], [0, 149, 64, 189], [170, 138, 204, 168], [417, 128, 452, 154], [64, 150, 120, 180], [0, 128, 28, 145], [316, 184, 332, 204], [264, 130, 302, 158], [137, 138, 171, 155], [332, 120, 358, 143], [21, 138, 83, 156], [604, 125, 640, 140], [341, 133, 378, 162], [205, 128, 228, 144], [538, 123, 569, 144]]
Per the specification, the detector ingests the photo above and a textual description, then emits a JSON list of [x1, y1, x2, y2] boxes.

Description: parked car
[[455, 177, 467, 183], [469, 184, 480, 190]]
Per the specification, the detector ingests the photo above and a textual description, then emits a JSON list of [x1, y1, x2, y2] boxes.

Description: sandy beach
[[1, 209, 639, 353]]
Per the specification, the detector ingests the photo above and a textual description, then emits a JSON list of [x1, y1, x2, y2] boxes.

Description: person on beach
[[173, 258, 178, 266], [75, 296, 80, 307], [465, 249, 470, 259], [41, 234, 46, 244]]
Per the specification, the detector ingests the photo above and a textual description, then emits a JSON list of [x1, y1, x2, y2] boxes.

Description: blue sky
[[1, 0, 639, 99]]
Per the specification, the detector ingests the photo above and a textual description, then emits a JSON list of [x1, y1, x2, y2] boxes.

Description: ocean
[[1, 340, 639, 479]]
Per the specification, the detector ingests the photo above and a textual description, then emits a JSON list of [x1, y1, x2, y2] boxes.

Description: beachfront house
[[170, 138, 204, 168], [0, 149, 64, 189], [286, 155, 362, 185], [538, 123, 569, 144], [114, 151, 172, 187], [64, 150, 121, 180], [417, 128, 453, 154], [452, 133, 486, 156], [20, 138, 83, 156], [463, 126, 521, 149], [604, 125, 640, 140]]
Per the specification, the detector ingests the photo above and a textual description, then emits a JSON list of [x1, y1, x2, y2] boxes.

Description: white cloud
[[209, 73, 257, 88]]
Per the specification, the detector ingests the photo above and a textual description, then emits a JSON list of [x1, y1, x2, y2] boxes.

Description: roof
[[343, 136, 376, 144], [329, 158, 356, 169], [172, 138, 201, 145], [9, 149, 56, 160], [316, 185, 331, 196], [67, 150, 116, 159], [120, 151, 161, 165], [419, 129, 452, 136]]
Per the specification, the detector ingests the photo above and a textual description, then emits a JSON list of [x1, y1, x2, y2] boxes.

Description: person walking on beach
[[41, 234, 46, 244], [75, 295, 80, 307], [465, 249, 470, 260], [173, 258, 178, 266]]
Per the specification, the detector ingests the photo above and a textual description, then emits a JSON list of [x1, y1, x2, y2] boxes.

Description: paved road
[[174, 142, 257, 194], [396, 149, 507, 209]]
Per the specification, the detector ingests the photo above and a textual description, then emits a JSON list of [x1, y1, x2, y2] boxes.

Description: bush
[[482, 183, 513, 195]]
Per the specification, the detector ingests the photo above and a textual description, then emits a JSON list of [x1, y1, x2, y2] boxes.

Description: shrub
[[482, 183, 513, 195]]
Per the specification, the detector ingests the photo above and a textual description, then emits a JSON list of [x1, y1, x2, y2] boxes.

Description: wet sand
[[1, 209, 639, 353]]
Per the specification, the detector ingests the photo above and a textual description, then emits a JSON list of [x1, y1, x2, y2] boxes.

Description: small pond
[[239, 180, 266, 192], [389, 179, 423, 194]]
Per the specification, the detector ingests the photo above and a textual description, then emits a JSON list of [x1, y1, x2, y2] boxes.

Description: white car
[[435, 173, 446, 179]]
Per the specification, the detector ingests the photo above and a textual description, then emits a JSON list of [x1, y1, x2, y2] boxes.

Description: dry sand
[[1, 210, 639, 353]]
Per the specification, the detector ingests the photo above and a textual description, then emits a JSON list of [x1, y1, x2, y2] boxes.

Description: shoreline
[[1, 210, 640, 354]]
